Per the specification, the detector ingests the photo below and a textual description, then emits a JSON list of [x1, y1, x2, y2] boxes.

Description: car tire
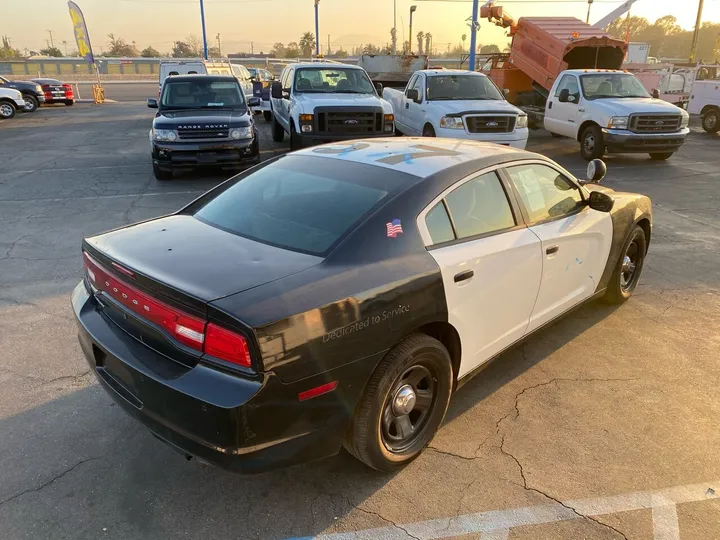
[[22, 94, 39, 113], [649, 152, 673, 161], [65, 100, 74, 106], [271, 112, 284, 142], [290, 124, 301, 150], [263, 111, 271, 122], [0, 101, 16, 119], [344, 333, 453, 472], [604, 225, 647, 305], [152, 164, 172, 181], [702, 108, 720, 133], [580, 125, 605, 161], [550, 132, 564, 138], [422, 124, 436, 137]]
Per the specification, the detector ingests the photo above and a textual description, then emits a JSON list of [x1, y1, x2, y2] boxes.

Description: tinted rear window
[[193, 155, 419, 255]]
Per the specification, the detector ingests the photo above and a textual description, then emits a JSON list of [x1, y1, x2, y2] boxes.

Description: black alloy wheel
[[22, 94, 39, 112]]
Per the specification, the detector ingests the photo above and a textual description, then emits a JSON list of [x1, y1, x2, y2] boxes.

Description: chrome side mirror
[[581, 158, 607, 185]]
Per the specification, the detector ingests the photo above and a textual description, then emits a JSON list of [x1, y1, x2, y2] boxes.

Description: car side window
[[425, 203, 455, 245], [405, 75, 418, 97], [505, 164, 585, 224], [554, 74, 580, 102], [411, 75, 424, 102], [444, 171, 516, 239], [282, 69, 292, 89]]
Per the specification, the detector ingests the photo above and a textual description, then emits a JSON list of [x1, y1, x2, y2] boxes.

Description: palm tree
[[417, 31, 425, 55], [461, 34, 467, 52], [61, 40, 68, 56], [425, 33, 432, 56], [299, 31, 316, 57]]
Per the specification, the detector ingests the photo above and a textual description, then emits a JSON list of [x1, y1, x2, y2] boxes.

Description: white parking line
[[0, 191, 205, 203], [0, 164, 149, 175], [288, 480, 719, 540]]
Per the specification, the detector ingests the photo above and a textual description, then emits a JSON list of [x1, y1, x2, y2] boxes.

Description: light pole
[[315, 0, 321, 57], [468, 0, 479, 71], [46, 30, 54, 49], [216, 33, 221, 57], [409, 5, 417, 54], [586, 0, 593, 24], [199, 0, 209, 59], [393, 0, 397, 54]]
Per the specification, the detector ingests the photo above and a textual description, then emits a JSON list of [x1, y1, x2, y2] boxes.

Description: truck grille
[[629, 114, 682, 134], [316, 108, 383, 135], [465, 115, 516, 134], [177, 127, 229, 140]]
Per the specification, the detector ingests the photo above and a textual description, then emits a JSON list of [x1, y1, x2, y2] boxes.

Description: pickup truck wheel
[[271, 112, 284, 142], [422, 124, 436, 137], [702, 108, 720, 133], [580, 125, 605, 161], [290, 124, 301, 150], [22, 95, 38, 112], [152, 164, 172, 181], [649, 152, 673, 161], [0, 101, 16, 119], [263, 111, 271, 122]]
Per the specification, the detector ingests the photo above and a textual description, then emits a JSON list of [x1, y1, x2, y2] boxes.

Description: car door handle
[[454, 270, 474, 283], [546, 245, 560, 255], [548, 101, 553, 110], [405, 103, 410, 109]]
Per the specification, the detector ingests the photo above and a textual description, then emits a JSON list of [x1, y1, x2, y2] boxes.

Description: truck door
[[275, 68, 292, 130], [545, 74, 581, 138], [404, 74, 426, 135]]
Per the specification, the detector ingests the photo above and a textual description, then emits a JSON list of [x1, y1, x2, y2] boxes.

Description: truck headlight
[[152, 128, 178, 142], [680, 114, 689, 128], [439, 116, 464, 129], [230, 127, 253, 139], [516, 115, 528, 129], [35, 85, 43, 93], [301, 124, 313, 133], [608, 116, 629, 129]]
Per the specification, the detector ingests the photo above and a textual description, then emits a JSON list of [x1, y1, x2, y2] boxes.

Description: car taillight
[[83, 252, 251, 367], [63, 84, 74, 98]]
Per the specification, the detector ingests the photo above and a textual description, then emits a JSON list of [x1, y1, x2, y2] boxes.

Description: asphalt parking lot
[[1, 100, 719, 540]]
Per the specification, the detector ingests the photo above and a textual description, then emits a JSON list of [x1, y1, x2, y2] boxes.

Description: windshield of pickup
[[427, 75, 504, 101], [160, 79, 246, 110], [294, 68, 375, 94], [580, 73, 650, 100]]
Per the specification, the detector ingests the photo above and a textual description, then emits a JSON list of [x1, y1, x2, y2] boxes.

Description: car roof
[[563, 69, 627, 75], [291, 62, 361, 70], [294, 138, 537, 178], [163, 74, 237, 83], [420, 69, 486, 76]]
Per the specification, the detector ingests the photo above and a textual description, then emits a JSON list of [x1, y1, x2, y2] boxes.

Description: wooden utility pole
[[689, 0, 704, 63]]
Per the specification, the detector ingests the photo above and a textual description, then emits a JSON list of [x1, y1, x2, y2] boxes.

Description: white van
[[158, 61, 252, 98]]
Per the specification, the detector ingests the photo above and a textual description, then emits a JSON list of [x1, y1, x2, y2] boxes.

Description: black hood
[[3, 79, 40, 92], [153, 108, 251, 129]]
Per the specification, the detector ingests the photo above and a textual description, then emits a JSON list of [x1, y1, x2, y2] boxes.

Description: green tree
[[480, 44, 501, 54], [363, 43, 381, 54], [270, 42, 285, 57], [299, 31, 316, 57], [606, 16, 649, 39], [417, 31, 425, 55], [332, 48, 348, 58], [39, 46, 63, 57], [172, 37, 202, 58], [208, 46, 220, 57], [107, 34, 138, 57], [285, 42, 301, 58], [141, 46, 160, 58]]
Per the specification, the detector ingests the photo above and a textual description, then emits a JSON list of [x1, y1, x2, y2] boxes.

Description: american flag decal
[[386, 219, 403, 238]]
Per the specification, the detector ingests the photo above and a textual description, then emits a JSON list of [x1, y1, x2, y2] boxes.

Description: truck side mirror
[[147, 98, 158, 109], [503, 88, 510, 97], [406, 88, 420, 103], [247, 97, 261, 107], [271, 81, 283, 99], [652, 88, 660, 99], [374, 82, 383, 95], [558, 89, 570, 103]]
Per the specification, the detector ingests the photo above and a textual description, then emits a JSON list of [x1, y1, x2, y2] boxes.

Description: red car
[[31, 78, 74, 106]]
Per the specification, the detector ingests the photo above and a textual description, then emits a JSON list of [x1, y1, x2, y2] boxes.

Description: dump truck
[[481, 4, 689, 160]]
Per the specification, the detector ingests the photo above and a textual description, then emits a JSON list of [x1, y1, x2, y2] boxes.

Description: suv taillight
[[83, 252, 251, 368]]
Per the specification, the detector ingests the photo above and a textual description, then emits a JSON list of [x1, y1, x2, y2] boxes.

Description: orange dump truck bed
[[505, 17, 627, 92]]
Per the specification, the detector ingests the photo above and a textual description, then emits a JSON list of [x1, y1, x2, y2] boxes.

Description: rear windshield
[[193, 155, 418, 255]]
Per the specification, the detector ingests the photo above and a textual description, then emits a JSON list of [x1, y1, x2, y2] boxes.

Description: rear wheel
[[152, 163, 172, 181], [263, 111, 271, 122], [649, 152, 673, 160], [271, 111, 284, 142], [422, 124, 436, 137], [702, 108, 720, 133], [0, 101, 16, 119], [65, 100, 74, 106], [344, 334, 453, 471], [580, 125, 605, 161], [22, 95, 38, 112], [604, 225, 647, 304]]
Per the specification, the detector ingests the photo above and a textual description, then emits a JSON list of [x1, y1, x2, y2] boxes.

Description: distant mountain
[[331, 34, 387, 47]]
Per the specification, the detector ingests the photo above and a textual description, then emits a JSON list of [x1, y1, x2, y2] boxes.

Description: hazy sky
[[3, 0, 711, 55]]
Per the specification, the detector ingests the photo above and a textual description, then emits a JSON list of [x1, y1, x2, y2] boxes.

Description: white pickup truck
[[383, 70, 529, 148], [541, 69, 690, 161], [270, 62, 394, 150], [0, 87, 25, 119], [687, 79, 720, 133]]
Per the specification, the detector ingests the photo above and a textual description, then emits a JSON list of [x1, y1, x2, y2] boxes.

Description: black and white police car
[[72, 139, 651, 472]]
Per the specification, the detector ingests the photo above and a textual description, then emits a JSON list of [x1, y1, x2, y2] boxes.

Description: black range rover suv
[[147, 75, 262, 180]]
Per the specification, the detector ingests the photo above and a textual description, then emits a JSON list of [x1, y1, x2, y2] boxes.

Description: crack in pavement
[[42, 369, 93, 386], [352, 505, 422, 540], [499, 435, 629, 540], [0, 457, 100, 509]]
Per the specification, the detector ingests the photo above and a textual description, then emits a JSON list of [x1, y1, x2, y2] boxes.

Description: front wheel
[[580, 125, 605, 161], [604, 225, 647, 305], [422, 124, 436, 137], [344, 333, 453, 471], [22, 95, 39, 112], [649, 152, 673, 161], [271, 112, 284, 142], [289, 124, 301, 150], [702, 108, 720, 133], [0, 101, 16, 119], [263, 111, 271, 122], [152, 164, 172, 181]]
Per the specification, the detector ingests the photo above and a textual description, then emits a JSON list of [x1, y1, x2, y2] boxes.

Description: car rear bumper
[[436, 127, 529, 149], [152, 137, 259, 170], [72, 281, 376, 474], [602, 128, 689, 153]]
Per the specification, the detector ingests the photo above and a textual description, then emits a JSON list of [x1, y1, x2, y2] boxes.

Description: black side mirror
[[588, 190, 614, 213], [374, 82, 383, 95], [558, 89, 570, 103], [147, 98, 158, 109], [271, 81, 283, 99], [406, 88, 419, 103], [247, 97, 261, 107], [652, 88, 660, 99]]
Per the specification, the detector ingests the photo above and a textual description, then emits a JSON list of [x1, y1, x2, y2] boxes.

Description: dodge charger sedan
[[72, 139, 651, 473]]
